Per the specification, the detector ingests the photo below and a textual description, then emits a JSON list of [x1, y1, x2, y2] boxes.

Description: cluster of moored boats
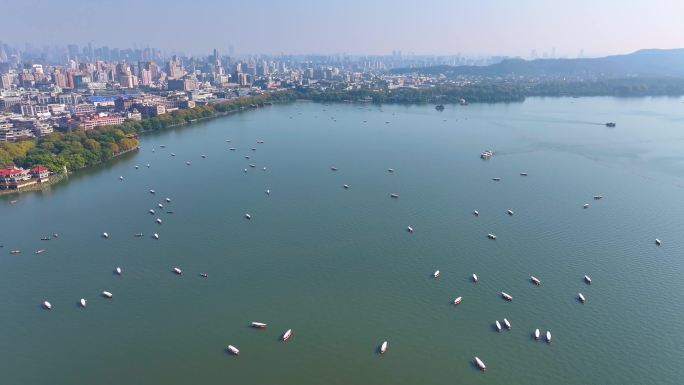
[[226, 323, 294, 356], [35, 138, 300, 360], [14, 113, 667, 376], [40, 263, 209, 310], [435, 192, 613, 372], [459, 271, 593, 370]]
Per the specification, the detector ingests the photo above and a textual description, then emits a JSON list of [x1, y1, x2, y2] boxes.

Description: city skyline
[[1, 0, 682, 57]]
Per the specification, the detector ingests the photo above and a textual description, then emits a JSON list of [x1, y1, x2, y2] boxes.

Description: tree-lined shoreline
[[2, 80, 683, 178], [0, 92, 297, 173]]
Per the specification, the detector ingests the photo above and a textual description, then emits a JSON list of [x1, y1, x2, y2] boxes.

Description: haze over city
[[2, 0, 683, 56]]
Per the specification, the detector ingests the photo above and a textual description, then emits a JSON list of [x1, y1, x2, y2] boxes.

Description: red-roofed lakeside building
[[0, 165, 50, 189], [31, 166, 49, 183]]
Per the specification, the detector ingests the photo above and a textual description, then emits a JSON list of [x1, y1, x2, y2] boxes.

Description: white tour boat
[[251, 322, 267, 328], [282, 329, 292, 341]]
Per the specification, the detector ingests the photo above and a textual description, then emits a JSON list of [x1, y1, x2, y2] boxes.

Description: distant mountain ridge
[[391, 49, 684, 78]]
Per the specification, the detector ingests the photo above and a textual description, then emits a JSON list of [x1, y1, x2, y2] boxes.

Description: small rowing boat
[[474, 357, 486, 371], [379, 341, 388, 354], [251, 322, 267, 329], [282, 329, 292, 341]]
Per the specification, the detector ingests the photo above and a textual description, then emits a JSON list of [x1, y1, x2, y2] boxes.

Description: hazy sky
[[2, 0, 682, 56]]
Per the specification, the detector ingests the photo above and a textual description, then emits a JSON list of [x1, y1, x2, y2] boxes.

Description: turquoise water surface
[[1, 97, 684, 384]]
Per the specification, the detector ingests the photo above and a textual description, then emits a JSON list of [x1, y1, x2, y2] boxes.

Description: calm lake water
[[2, 97, 684, 385]]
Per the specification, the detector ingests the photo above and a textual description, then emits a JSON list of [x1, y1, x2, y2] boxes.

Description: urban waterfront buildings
[[1, 42, 505, 143]]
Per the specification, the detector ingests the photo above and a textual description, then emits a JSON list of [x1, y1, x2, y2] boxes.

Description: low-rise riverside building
[[80, 115, 125, 130], [0, 165, 51, 189]]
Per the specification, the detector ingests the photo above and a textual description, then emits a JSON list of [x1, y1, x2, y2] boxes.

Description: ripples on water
[[1, 97, 683, 385]]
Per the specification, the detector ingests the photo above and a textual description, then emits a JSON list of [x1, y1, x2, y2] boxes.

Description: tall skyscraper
[[0, 41, 7, 63], [0, 73, 12, 89], [139, 69, 152, 86], [52, 69, 67, 88], [167, 59, 183, 79], [67, 44, 79, 60]]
